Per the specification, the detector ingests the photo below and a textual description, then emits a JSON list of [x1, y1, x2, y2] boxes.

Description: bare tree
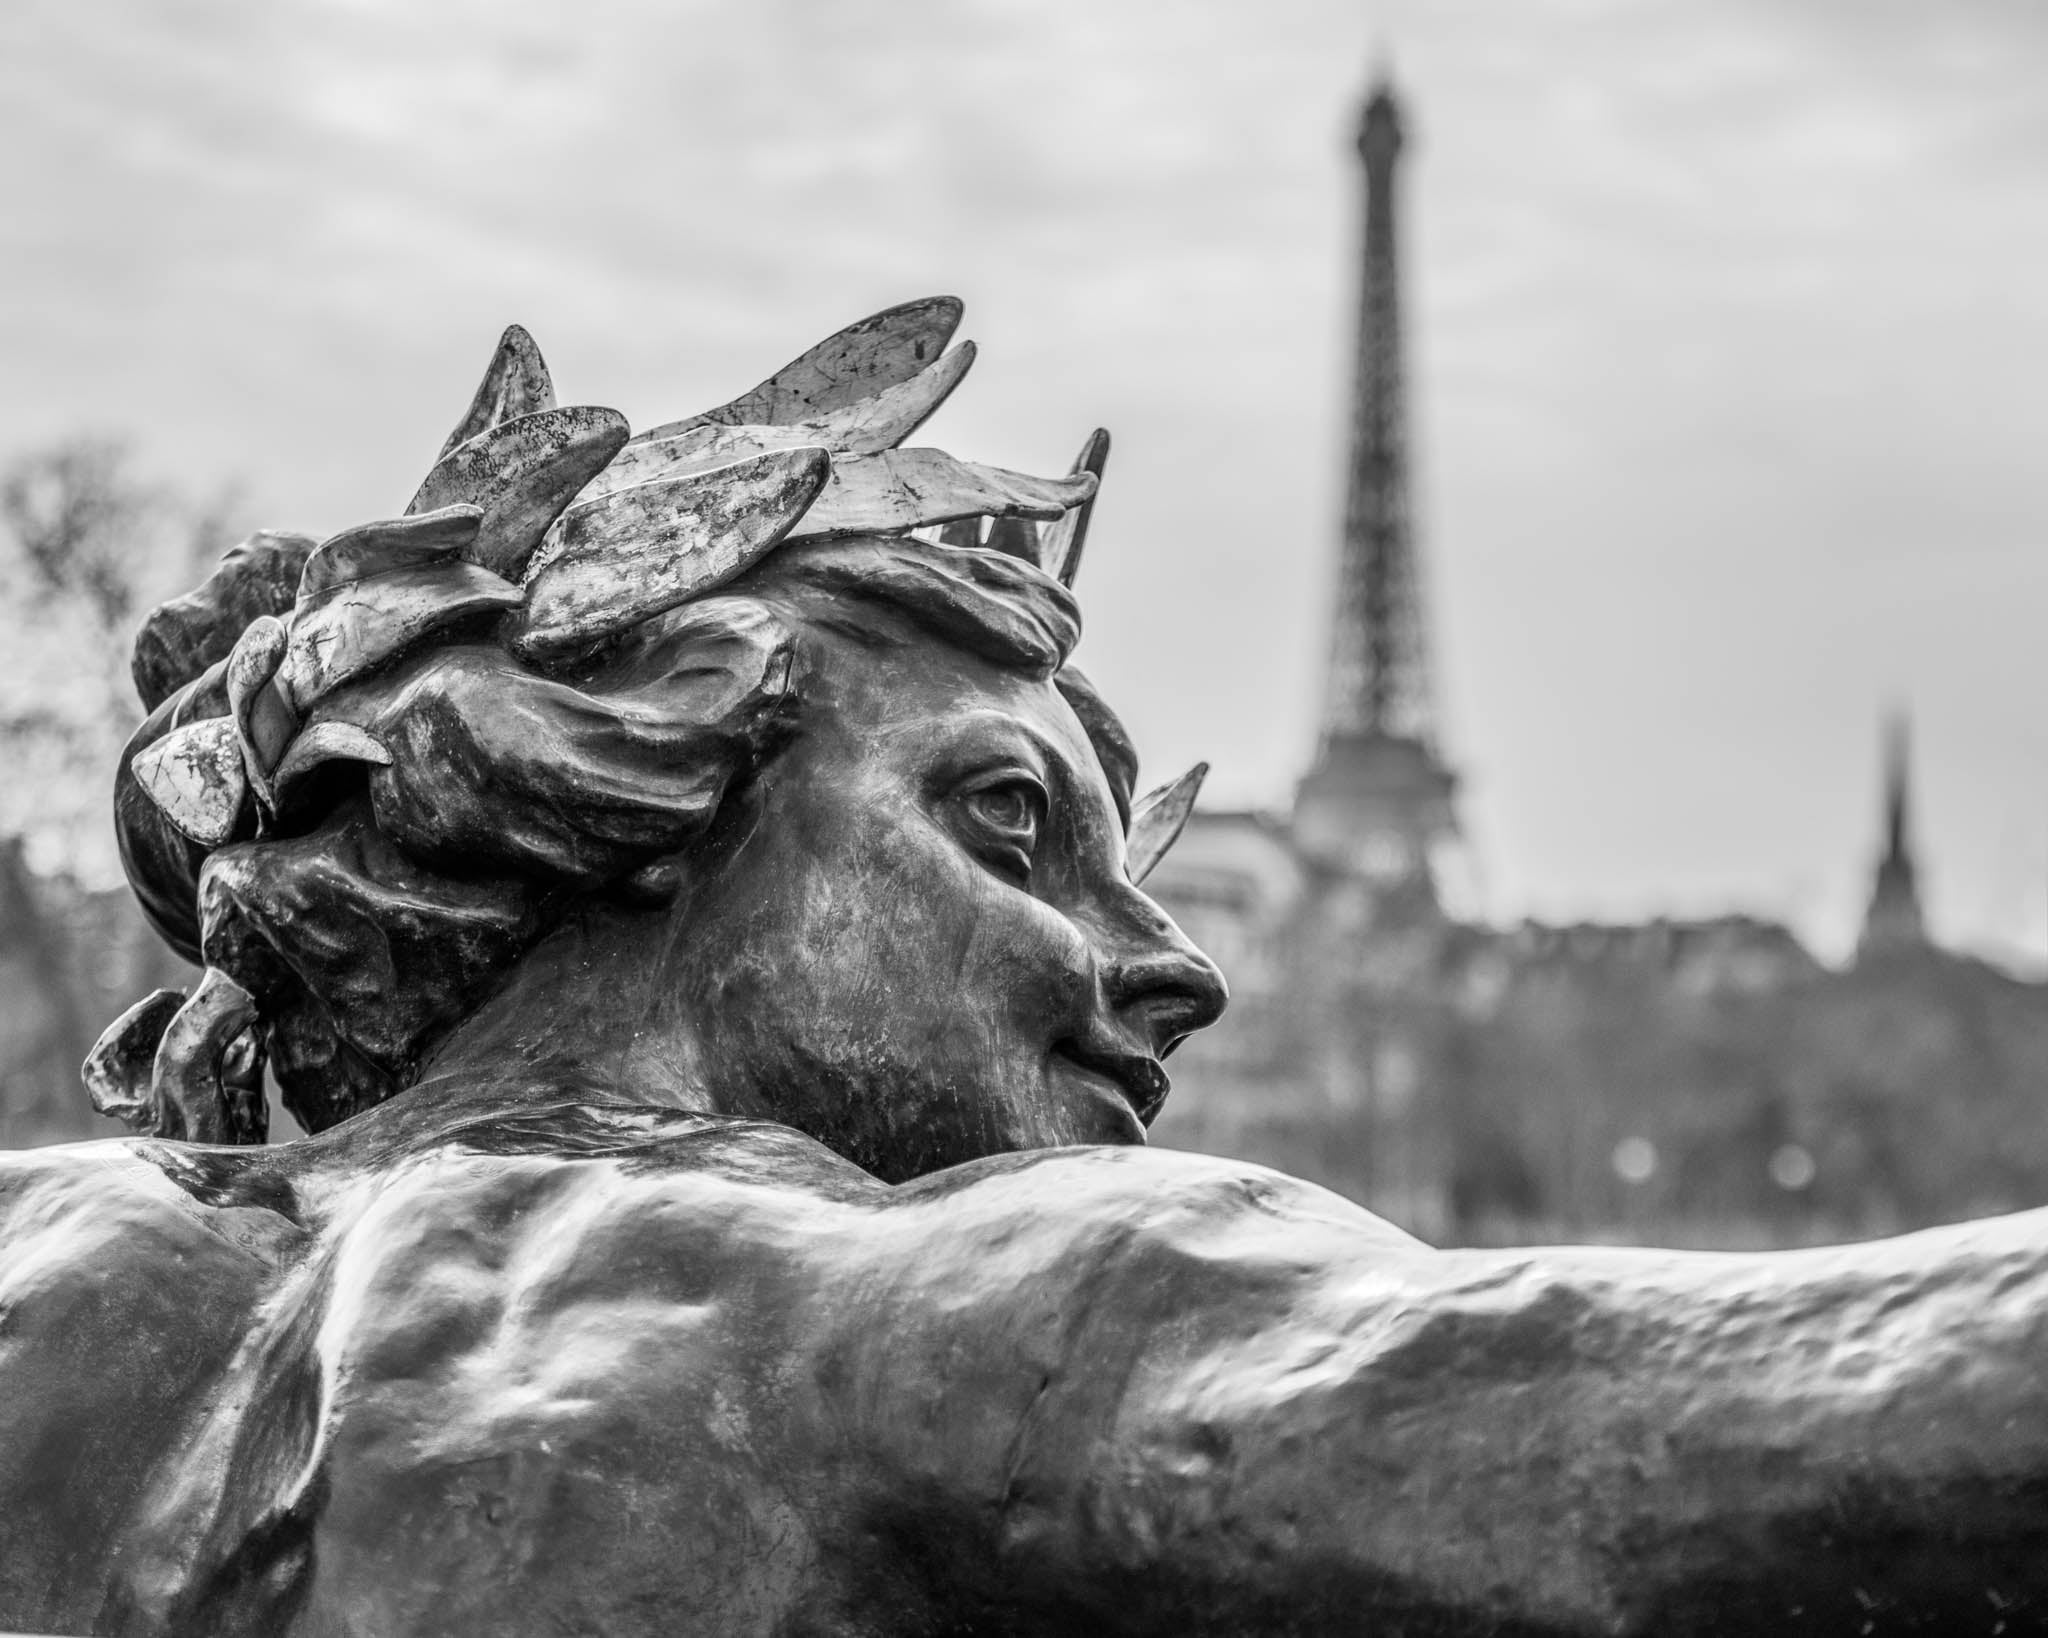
[[0, 438, 243, 1140], [0, 437, 241, 882]]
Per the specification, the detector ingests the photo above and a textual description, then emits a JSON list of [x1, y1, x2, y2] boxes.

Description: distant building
[[1147, 69, 2048, 1248], [1146, 69, 1468, 1237]]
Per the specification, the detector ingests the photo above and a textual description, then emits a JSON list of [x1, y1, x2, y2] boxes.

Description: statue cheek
[[978, 899, 1100, 1035]]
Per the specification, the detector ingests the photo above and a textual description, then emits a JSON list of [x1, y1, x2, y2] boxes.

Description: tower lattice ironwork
[[1324, 78, 1434, 745], [1294, 72, 1457, 895]]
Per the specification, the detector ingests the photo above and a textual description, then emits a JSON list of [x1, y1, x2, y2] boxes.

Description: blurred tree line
[[0, 439, 241, 1143], [1431, 931, 2048, 1246], [1157, 912, 2048, 1251]]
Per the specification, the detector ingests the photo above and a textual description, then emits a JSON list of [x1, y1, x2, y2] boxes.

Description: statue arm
[[851, 1147, 2048, 1634], [178, 1127, 2046, 1634]]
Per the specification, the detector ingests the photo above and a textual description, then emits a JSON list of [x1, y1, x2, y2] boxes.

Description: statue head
[[90, 300, 1224, 1179]]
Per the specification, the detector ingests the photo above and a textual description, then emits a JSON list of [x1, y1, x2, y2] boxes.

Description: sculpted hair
[[90, 301, 1184, 1144], [115, 534, 1095, 1137]]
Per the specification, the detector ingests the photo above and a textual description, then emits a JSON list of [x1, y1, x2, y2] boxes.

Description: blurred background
[[5, 0, 2048, 1246]]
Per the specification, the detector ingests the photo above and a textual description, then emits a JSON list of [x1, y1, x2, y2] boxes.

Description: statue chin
[[12, 300, 2046, 1637]]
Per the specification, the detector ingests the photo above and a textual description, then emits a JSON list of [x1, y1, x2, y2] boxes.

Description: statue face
[[655, 612, 1226, 1181], [101, 299, 1212, 1154]]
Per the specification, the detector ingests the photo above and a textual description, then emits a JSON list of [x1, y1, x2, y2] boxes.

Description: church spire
[[1858, 711, 1929, 960], [1883, 714, 1912, 862]]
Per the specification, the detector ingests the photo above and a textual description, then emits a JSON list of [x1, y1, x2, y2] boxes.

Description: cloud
[[4, 0, 2048, 958]]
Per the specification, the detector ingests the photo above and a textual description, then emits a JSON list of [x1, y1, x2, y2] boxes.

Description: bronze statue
[[3, 300, 2042, 1635]]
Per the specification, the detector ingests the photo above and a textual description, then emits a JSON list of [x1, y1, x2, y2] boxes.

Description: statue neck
[[415, 903, 726, 1116]]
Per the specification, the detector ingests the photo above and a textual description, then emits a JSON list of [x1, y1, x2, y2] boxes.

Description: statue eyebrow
[[949, 716, 1128, 839], [923, 711, 1055, 786]]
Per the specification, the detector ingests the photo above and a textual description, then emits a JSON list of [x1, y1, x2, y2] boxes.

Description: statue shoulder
[[0, 1138, 305, 1403], [326, 1116, 882, 1362], [314, 1125, 1412, 1376], [321, 1124, 1409, 1353], [117, 1117, 1418, 1630], [0, 1139, 298, 1628], [0, 1135, 299, 1322]]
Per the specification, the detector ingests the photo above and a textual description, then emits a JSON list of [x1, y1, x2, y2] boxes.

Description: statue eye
[[956, 776, 1046, 883], [971, 784, 1033, 831]]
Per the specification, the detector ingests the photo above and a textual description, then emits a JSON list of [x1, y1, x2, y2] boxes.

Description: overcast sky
[[6, 0, 2048, 964]]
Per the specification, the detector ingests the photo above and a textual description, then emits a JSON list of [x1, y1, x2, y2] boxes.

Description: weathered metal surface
[[280, 559, 522, 709], [697, 293, 963, 426], [295, 506, 483, 600], [788, 446, 1098, 539], [129, 530, 316, 714], [435, 322, 556, 461], [514, 445, 831, 661], [1039, 425, 1111, 587], [269, 720, 393, 813], [223, 614, 293, 789], [146, 966, 261, 1145], [9, 1099, 2048, 1632], [80, 988, 184, 1128], [406, 405, 630, 580], [128, 715, 245, 845], [609, 338, 976, 488], [1129, 760, 1207, 885], [20, 300, 2048, 1635]]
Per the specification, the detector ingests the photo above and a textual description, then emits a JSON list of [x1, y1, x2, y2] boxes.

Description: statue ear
[[514, 445, 832, 663], [699, 295, 963, 428], [1128, 762, 1207, 885], [436, 323, 556, 461]]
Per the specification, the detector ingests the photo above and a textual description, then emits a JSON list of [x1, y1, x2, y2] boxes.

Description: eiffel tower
[[1292, 70, 1458, 902]]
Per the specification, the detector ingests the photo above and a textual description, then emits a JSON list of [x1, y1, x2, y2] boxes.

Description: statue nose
[[1102, 904, 1228, 1054]]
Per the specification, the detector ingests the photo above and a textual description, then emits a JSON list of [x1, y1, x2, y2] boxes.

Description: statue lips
[[1050, 1035, 1172, 1130]]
